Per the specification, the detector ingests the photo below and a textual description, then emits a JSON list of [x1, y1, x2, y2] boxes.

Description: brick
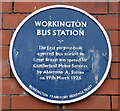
[[111, 63, 120, 78], [11, 69, 14, 77], [110, 31, 120, 45], [112, 96, 120, 110], [3, 14, 26, 29], [0, 79, 1, 94], [1, 79, 24, 94], [2, 1, 12, 13], [112, 47, 120, 62], [93, 15, 98, 20], [0, 30, 1, 44], [94, 80, 119, 95], [14, 1, 60, 13], [63, 96, 110, 110], [62, 2, 107, 14], [0, 62, 10, 77], [98, 15, 119, 30], [0, 2, 1, 13], [0, 96, 10, 110], [109, 2, 119, 13], [0, 46, 9, 61], [12, 96, 58, 109], [0, 30, 11, 45], [107, 73, 110, 79], [0, 14, 2, 29]]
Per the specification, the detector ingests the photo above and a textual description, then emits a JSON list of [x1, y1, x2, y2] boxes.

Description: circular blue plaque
[[9, 5, 112, 104]]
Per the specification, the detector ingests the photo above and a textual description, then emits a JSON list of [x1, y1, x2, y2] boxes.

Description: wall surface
[[0, 0, 120, 111]]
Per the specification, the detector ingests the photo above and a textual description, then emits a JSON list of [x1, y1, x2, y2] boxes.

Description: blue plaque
[[9, 5, 112, 104]]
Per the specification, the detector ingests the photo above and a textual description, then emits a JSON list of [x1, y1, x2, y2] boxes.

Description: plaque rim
[[9, 5, 112, 104]]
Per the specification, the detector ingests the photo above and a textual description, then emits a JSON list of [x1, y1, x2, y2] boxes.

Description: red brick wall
[[0, 1, 119, 111]]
